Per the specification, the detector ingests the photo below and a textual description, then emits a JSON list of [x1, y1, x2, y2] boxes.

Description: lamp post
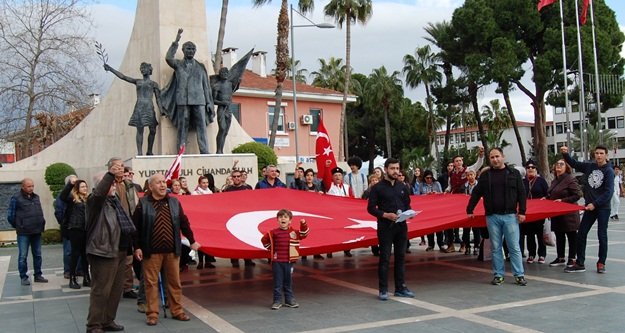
[[290, 4, 334, 162]]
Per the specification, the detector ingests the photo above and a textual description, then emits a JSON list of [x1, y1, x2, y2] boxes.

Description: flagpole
[[574, 0, 587, 160], [559, 0, 571, 148], [589, 0, 603, 143]]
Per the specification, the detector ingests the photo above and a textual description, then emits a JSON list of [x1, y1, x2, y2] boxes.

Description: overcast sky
[[90, 0, 625, 122]]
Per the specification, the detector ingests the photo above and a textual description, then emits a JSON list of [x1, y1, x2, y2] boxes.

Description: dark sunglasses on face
[[526, 166, 536, 169]]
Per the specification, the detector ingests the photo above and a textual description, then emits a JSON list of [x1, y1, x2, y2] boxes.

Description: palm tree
[[310, 57, 345, 91], [481, 99, 511, 133], [253, 0, 314, 148], [572, 123, 617, 155], [324, 0, 373, 161], [272, 57, 308, 83], [365, 66, 403, 157], [213, 0, 229, 73], [403, 45, 442, 160]]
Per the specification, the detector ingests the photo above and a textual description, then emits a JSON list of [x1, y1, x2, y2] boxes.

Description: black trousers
[[67, 229, 88, 277], [377, 221, 408, 293]]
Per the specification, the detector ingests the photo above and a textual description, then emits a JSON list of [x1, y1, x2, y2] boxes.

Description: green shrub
[[44, 162, 76, 198], [232, 142, 277, 178], [41, 229, 62, 244]]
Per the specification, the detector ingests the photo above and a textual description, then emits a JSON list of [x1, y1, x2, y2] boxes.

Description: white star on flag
[[323, 146, 333, 156], [345, 218, 378, 230]]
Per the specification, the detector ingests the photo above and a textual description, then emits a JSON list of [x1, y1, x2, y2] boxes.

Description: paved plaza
[[1, 207, 624, 333]]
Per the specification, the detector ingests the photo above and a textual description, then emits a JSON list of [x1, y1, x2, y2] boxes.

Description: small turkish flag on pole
[[537, 0, 557, 12], [165, 144, 185, 181], [315, 117, 337, 191]]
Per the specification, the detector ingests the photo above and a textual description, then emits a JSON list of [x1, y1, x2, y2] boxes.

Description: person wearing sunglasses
[[521, 160, 549, 264]]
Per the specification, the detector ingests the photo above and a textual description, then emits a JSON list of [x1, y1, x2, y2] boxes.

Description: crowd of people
[[6, 145, 621, 326]]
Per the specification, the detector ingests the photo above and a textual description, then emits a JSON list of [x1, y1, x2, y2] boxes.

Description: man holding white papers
[[367, 158, 414, 301]]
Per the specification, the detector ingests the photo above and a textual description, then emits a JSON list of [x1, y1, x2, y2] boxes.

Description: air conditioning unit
[[301, 114, 314, 125], [287, 121, 296, 130]]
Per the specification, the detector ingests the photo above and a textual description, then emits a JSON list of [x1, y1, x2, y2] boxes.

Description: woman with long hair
[[62, 179, 90, 289]]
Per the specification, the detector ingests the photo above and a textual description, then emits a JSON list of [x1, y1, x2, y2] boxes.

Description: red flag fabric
[[315, 117, 337, 190], [165, 144, 185, 181], [580, 0, 590, 25], [537, 0, 557, 12], [180, 190, 583, 259]]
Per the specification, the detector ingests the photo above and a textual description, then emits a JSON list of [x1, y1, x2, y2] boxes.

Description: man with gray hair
[[7, 178, 48, 286], [85, 158, 135, 333]]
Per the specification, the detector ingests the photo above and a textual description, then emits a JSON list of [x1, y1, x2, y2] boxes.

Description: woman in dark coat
[[61, 179, 90, 289], [546, 159, 582, 267], [522, 160, 550, 264]]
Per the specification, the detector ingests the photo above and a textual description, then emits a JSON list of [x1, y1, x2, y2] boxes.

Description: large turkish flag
[[180, 189, 582, 259]]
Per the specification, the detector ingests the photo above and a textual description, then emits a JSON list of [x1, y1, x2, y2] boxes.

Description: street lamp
[[290, 4, 334, 162]]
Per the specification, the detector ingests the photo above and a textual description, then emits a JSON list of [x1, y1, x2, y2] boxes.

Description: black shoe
[[197, 262, 204, 269], [244, 259, 256, 267], [34, 276, 48, 283], [231, 260, 240, 268], [83, 276, 91, 287], [514, 276, 527, 286], [205, 263, 216, 268], [69, 276, 81, 289], [344, 250, 353, 257], [564, 264, 586, 273], [549, 258, 566, 267], [327, 253, 333, 258], [313, 254, 324, 260], [123, 290, 138, 299], [102, 322, 124, 331]]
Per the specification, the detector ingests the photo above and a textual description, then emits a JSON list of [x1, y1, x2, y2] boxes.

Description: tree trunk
[[469, 81, 488, 152], [213, 0, 229, 73], [501, 87, 526, 165], [534, 99, 549, 179], [268, 1, 289, 148], [425, 84, 440, 162], [340, 12, 352, 162]]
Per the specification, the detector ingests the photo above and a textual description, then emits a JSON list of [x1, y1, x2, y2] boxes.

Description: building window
[[555, 123, 564, 134], [572, 121, 580, 131], [268, 106, 285, 134], [309, 108, 321, 133], [231, 103, 241, 124], [617, 116, 624, 128], [618, 137, 625, 150]]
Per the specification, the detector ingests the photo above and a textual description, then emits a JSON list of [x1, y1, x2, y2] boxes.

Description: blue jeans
[[576, 208, 610, 266], [272, 262, 294, 303], [62, 237, 71, 274], [17, 234, 43, 280], [486, 214, 524, 278]]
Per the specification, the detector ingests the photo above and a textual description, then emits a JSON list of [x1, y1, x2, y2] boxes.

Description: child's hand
[[300, 218, 307, 226]]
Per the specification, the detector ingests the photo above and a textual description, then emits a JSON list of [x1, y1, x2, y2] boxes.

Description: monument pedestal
[[129, 153, 257, 191]]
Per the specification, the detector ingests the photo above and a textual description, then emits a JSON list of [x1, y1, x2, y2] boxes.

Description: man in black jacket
[[367, 158, 414, 301], [466, 148, 527, 286], [7, 178, 48, 286], [133, 173, 200, 326]]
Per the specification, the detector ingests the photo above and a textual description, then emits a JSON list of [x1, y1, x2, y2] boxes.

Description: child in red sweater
[[261, 209, 309, 310]]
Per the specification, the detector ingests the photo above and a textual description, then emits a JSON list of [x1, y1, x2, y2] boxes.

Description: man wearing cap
[[326, 167, 354, 198], [326, 166, 355, 257]]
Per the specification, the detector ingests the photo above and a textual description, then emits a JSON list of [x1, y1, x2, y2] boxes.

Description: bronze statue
[[161, 28, 214, 154], [104, 62, 163, 156], [211, 49, 253, 154]]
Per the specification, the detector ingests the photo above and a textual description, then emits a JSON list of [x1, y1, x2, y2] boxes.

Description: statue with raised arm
[[104, 62, 163, 155], [211, 49, 253, 154], [161, 28, 214, 154]]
